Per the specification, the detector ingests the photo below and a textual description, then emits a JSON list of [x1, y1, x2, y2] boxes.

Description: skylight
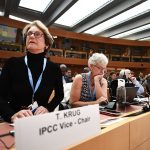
[[84, 0, 150, 35], [19, 0, 53, 12], [110, 24, 150, 39], [9, 15, 31, 23], [139, 37, 150, 41], [55, 0, 113, 27]]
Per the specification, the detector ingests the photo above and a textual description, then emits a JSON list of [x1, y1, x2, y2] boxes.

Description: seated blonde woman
[[70, 53, 108, 108]]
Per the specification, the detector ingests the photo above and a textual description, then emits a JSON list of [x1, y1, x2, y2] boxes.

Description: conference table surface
[[0, 104, 145, 150]]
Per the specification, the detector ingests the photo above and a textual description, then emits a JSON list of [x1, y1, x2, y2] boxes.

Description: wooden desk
[[130, 112, 150, 150], [100, 104, 143, 124], [0, 106, 150, 150], [68, 111, 150, 150]]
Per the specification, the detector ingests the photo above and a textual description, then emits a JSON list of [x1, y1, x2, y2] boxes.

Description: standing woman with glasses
[[0, 20, 64, 122], [70, 53, 108, 107]]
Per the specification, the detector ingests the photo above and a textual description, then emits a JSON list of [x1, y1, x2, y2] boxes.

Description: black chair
[[109, 80, 118, 101]]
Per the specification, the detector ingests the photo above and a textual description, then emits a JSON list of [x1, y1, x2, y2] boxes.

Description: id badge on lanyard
[[24, 56, 47, 110]]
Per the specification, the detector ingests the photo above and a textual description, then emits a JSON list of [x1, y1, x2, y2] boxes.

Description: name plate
[[15, 104, 101, 150]]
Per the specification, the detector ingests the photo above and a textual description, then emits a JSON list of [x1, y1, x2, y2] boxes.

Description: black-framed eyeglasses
[[94, 65, 106, 72], [26, 31, 44, 38]]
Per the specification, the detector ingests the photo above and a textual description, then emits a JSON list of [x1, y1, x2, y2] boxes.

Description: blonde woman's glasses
[[26, 31, 44, 38]]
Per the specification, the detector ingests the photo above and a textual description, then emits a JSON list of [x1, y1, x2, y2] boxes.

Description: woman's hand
[[94, 76, 106, 88], [11, 109, 33, 122], [96, 96, 108, 105], [94, 75, 103, 82], [34, 106, 49, 115]]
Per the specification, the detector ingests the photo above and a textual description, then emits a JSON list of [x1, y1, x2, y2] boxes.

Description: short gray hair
[[60, 64, 67, 69], [119, 69, 130, 78], [22, 20, 54, 48], [88, 53, 108, 67]]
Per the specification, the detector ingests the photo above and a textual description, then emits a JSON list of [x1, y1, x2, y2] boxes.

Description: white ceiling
[[0, 0, 150, 41]]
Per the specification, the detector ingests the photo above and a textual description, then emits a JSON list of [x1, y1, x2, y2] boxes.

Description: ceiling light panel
[[139, 37, 150, 41], [111, 24, 150, 39], [55, 0, 113, 27], [9, 15, 31, 23], [84, 0, 150, 35], [19, 0, 53, 12]]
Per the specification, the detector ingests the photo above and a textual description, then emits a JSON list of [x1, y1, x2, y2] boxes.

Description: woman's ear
[[89, 64, 93, 72]]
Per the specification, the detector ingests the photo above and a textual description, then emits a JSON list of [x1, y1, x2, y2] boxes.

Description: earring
[[45, 46, 48, 50]]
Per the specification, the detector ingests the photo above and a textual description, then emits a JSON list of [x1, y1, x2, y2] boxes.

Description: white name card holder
[[15, 104, 101, 150]]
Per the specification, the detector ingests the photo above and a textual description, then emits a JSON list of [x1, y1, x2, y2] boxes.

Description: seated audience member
[[69, 53, 108, 108], [60, 64, 67, 84], [107, 71, 117, 88], [60, 64, 72, 84], [66, 68, 73, 83], [143, 74, 150, 95], [136, 72, 144, 84], [0, 20, 64, 122], [110, 69, 144, 98], [120, 69, 144, 95], [116, 72, 120, 79], [130, 71, 135, 77]]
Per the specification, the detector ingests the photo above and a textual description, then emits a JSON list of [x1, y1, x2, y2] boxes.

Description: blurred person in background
[[143, 74, 150, 95], [137, 72, 145, 84], [107, 71, 117, 88], [60, 64, 73, 83], [66, 68, 73, 83], [110, 69, 144, 98]]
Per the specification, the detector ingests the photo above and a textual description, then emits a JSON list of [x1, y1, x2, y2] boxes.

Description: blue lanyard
[[24, 56, 47, 102], [87, 72, 96, 100]]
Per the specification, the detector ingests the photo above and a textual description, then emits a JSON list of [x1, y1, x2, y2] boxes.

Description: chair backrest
[[54, 82, 73, 111], [107, 88, 110, 101], [110, 79, 118, 98], [62, 82, 73, 102]]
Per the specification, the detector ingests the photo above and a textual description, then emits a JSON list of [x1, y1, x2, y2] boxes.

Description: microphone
[[0, 130, 15, 137], [142, 95, 150, 112]]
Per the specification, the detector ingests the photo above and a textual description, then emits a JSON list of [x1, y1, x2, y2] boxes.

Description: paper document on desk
[[134, 97, 149, 102], [101, 118, 127, 126]]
